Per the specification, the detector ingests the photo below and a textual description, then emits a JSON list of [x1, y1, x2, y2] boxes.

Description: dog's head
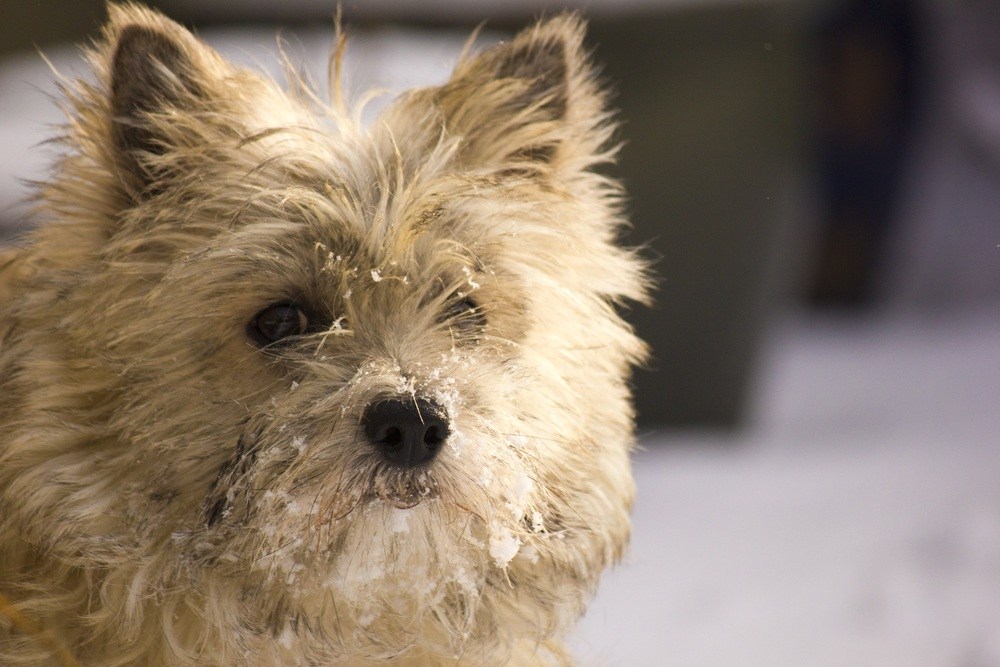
[[2, 4, 647, 662]]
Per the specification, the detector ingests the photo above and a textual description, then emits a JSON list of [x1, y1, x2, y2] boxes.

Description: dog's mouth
[[370, 465, 440, 509], [201, 435, 449, 534]]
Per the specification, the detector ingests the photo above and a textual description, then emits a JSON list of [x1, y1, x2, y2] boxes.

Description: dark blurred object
[[884, 0, 1000, 312], [0, 0, 105, 55], [807, 0, 919, 308], [589, 6, 813, 427]]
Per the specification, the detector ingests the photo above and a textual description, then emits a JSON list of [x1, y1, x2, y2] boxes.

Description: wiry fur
[[0, 4, 648, 665]]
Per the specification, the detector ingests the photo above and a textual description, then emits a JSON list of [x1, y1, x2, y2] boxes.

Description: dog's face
[[0, 5, 646, 663]]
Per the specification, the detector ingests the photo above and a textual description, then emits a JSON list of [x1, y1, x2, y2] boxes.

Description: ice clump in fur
[[489, 527, 522, 568]]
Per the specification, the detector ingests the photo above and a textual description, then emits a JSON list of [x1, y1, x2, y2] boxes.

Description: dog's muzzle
[[362, 397, 449, 467]]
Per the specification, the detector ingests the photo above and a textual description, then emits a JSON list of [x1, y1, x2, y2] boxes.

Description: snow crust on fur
[[0, 4, 648, 665]]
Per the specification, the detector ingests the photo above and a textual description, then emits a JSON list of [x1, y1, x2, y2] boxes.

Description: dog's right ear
[[102, 4, 231, 198]]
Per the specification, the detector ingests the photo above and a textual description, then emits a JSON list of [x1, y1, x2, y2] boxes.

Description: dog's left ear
[[100, 4, 237, 199], [436, 14, 608, 170]]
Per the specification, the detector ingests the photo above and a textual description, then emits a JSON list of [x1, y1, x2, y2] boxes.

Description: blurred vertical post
[[589, 3, 818, 428]]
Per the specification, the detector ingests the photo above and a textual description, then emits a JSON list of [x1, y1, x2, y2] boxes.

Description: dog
[[0, 4, 648, 664]]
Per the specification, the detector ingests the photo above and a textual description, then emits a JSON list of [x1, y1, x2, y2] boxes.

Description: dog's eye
[[442, 295, 486, 336], [248, 303, 308, 346]]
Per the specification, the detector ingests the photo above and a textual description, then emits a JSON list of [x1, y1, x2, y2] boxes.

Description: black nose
[[362, 397, 449, 467]]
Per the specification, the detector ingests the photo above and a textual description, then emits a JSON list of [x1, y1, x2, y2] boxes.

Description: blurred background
[[1, 0, 998, 664]]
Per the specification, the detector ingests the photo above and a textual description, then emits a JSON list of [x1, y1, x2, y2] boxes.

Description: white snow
[[519, 544, 539, 564], [508, 472, 534, 519], [278, 624, 296, 649], [389, 507, 412, 534], [462, 266, 481, 290], [511, 473, 533, 501], [489, 527, 521, 568], [574, 310, 1000, 666]]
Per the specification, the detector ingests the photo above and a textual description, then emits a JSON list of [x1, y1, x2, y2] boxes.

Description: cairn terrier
[[0, 4, 648, 665]]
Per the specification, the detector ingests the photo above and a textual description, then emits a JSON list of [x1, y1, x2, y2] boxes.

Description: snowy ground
[[575, 311, 1000, 666]]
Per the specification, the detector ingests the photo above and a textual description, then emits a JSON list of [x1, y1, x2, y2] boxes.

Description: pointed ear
[[102, 4, 230, 197], [436, 14, 606, 170]]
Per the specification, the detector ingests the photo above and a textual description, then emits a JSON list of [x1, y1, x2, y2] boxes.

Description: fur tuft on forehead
[[0, 4, 649, 665]]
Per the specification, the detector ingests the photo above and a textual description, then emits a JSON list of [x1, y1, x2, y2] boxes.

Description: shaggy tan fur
[[0, 4, 648, 665]]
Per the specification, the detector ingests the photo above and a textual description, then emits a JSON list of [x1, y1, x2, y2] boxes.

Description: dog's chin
[[228, 476, 490, 592], [248, 495, 496, 658], [187, 448, 538, 658]]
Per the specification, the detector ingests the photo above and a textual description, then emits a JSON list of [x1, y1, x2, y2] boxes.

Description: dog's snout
[[362, 397, 449, 467]]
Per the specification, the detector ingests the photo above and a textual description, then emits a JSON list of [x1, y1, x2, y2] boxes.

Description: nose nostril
[[423, 424, 444, 451], [381, 426, 403, 448]]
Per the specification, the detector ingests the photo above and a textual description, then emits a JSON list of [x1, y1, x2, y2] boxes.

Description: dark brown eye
[[442, 295, 486, 336], [248, 303, 308, 346]]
